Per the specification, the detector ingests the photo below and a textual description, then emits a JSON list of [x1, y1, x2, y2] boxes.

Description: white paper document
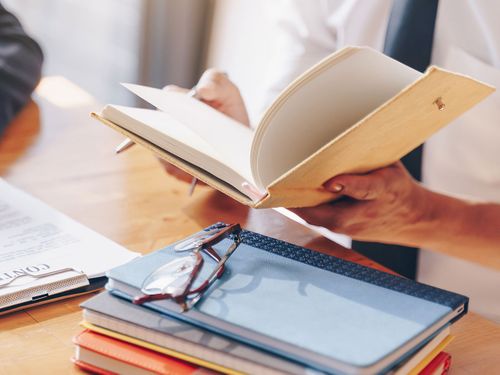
[[0, 178, 139, 307]]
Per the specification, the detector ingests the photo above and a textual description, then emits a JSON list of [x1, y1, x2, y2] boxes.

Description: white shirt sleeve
[[259, 0, 346, 115]]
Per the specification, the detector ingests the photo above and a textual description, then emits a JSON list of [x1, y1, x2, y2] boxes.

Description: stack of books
[[73, 225, 464, 374]]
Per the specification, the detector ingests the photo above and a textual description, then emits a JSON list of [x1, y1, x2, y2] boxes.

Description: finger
[[324, 172, 386, 200], [163, 84, 189, 94], [196, 69, 234, 102]]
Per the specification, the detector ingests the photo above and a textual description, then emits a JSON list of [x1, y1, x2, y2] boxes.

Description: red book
[[419, 352, 452, 375], [72, 329, 213, 375]]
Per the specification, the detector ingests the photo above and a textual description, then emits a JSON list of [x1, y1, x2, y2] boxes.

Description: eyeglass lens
[[141, 254, 199, 296]]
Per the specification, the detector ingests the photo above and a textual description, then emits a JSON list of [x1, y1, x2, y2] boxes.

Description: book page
[[122, 84, 255, 187], [0, 179, 138, 298], [251, 47, 421, 189], [102, 106, 256, 195]]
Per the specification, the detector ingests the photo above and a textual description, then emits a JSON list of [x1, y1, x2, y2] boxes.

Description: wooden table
[[0, 77, 499, 374]]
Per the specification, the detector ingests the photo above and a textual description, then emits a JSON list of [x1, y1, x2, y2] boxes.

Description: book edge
[[91, 112, 260, 207]]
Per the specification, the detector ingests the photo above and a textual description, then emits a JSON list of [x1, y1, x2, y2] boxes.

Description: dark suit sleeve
[[0, 4, 43, 134]]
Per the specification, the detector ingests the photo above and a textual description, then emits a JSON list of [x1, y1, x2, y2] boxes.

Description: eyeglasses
[[133, 223, 242, 312]]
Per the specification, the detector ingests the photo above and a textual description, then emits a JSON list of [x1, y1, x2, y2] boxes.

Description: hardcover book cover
[[106, 225, 468, 374]]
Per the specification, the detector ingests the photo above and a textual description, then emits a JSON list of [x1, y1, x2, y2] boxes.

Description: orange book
[[72, 329, 214, 375], [419, 352, 452, 375]]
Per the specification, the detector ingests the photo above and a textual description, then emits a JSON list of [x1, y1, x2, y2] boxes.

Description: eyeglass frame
[[132, 223, 242, 312]]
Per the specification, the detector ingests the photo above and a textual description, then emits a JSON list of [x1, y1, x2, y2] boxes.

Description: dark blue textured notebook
[[107, 223, 468, 375]]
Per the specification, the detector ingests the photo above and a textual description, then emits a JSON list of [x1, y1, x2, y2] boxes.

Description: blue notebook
[[107, 224, 467, 375]]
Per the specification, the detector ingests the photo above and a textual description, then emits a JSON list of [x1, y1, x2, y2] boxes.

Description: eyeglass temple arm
[[185, 239, 241, 311], [133, 292, 174, 305], [187, 234, 241, 298], [201, 224, 241, 272], [201, 223, 241, 248], [202, 246, 221, 263]]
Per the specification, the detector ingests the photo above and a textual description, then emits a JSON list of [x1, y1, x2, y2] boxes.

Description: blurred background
[[4, 0, 276, 123]]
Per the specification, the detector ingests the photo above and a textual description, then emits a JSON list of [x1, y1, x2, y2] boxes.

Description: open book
[[92, 46, 494, 208]]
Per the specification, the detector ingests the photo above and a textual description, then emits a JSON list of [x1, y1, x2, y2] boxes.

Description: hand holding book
[[94, 47, 493, 208], [164, 66, 500, 261], [154, 69, 430, 248], [290, 161, 427, 242], [159, 67, 429, 243], [292, 158, 500, 264], [164, 74, 427, 247]]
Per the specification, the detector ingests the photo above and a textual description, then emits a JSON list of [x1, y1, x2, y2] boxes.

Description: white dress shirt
[[263, 0, 500, 322]]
